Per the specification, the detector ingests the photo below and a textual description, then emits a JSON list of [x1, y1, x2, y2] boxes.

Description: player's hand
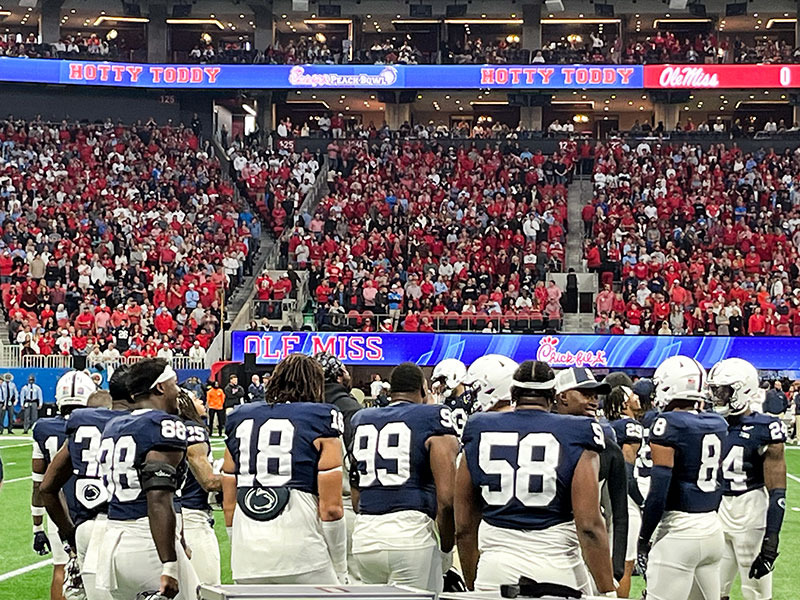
[[159, 575, 179, 599], [636, 540, 650, 580], [749, 551, 778, 580], [33, 530, 51, 555]]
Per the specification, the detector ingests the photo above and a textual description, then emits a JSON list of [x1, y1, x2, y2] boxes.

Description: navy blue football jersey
[[442, 392, 476, 438], [351, 402, 457, 519], [462, 410, 606, 531], [611, 417, 643, 448], [33, 416, 77, 517], [722, 413, 787, 496], [66, 408, 128, 526], [635, 410, 658, 479], [649, 411, 728, 513], [181, 421, 213, 511], [599, 418, 618, 446], [98, 409, 188, 521], [225, 402, 342, 493]]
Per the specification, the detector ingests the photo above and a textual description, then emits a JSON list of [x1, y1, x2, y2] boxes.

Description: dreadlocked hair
[[603, 372, 634, 421], [264, 353, 325, 404], [511, 360, 555, 405], [177, 389, 206, 428]]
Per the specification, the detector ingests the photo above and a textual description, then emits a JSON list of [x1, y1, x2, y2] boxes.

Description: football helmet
[[431, 358, 467, 403], [708, 358, 760, 417], [55, 370, 96, 410], [466, 354, 519, 412], [652, 355, 709, 411]]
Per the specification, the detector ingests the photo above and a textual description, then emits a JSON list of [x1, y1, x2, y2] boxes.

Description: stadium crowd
[[236, 138, 582, 332], [583, 139, 800, 336], [0, 117, 262, 364], [4, 30, 798, 66]]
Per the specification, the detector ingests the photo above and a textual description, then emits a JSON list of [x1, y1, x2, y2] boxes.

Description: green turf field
[[1, 436, 798, 600]]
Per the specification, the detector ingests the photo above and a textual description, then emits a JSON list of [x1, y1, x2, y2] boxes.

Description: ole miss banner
[[643, 64, 800, 89], [231, 331, 800, 370]]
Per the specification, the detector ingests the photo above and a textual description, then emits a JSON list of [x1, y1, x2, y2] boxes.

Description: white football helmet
[[55, 370, 96, 410], [466, 354, 519, 412], [708, 358, 760, 417], [431, 358, 467, 402], [652, 355, 709, 411]]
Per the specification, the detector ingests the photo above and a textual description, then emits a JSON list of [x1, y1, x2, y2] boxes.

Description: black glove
[[749, 533, 779, 580], [443, 568, 468, 593], [636, 539, 650, 581], [33, 530, 51, 556]]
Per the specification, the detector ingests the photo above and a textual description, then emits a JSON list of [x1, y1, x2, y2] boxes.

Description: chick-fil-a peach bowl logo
[[536, 336, 608, 368], [288, 65, 398, 87]]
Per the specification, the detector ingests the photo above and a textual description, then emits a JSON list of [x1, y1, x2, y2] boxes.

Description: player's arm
[[637, 441, 673, 574], [30, 439, 51, 556], [428, 433, 459, 553], [750, 441, 787, 579], [186, 443, 222, 492], [143, 448, 184, 599], [221, 447, 237, 536], [605, 442, 629, 582], [315, 435, 347, 582], [454, 454, 481, 590], [39, 444, 76, 549], [622, 440, 645, 507], [572, 449, 616, 595]]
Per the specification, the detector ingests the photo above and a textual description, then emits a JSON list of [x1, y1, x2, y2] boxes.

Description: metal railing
[[304, 312, 563, 333], [0, 346, 206, 371]]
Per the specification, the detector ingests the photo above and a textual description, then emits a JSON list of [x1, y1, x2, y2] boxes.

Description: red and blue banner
[[231, 331, 800, 370], [0, 58, 643, 89]]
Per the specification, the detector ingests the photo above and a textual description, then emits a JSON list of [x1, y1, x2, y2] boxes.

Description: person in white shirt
[[103, 343, 121, 366], [157, 344, 174, 363], [369, 374, 384, 399], [188, 341, 207, 364]]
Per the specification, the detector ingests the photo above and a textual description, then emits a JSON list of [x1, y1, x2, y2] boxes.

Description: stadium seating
[[249, 140, 575, 332], [583, 140, 800, 336], [0, 118, 261, 362]]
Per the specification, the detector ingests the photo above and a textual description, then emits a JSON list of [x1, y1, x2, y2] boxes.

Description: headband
[[151, 364, 177, 389], [511, 379, 556, 391]]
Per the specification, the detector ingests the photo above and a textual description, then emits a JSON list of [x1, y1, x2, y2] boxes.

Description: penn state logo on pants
[[237, 486, 290, 521], [76, 479, 108, 509]]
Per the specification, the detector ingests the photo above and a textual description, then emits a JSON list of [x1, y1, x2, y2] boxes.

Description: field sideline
[[1, 437, 799, 600]]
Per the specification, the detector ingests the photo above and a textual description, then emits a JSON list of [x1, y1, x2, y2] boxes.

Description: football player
[[603, 373, 645, 598], [40, 366, 132, 600], [177, 388, 223, 586], [456, 360, 616, 596], [554, 367, 627, 589], [222, 353, 347, 584], [350, 362, 459, 593], [31, 370, 97, 600], [637, 355, 728, 600], [465, 354, 519, 413], [709, 358, 787, 600], [632, 378, 657, 500], [431, 358, 475, 436], [95, 358, 199, 600]]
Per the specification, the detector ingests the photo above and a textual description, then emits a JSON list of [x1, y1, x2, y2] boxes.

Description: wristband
[[226, 526, 233, 540], [33, 524, 44, 533], [31, 472, 44, 483], [31, 505, 45, 517], [161, 561, 179, 580]]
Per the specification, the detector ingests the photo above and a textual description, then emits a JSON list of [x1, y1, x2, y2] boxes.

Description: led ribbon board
[[231, 331, 800, 369]]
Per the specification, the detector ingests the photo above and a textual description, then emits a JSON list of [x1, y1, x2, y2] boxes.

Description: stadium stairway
[[562, 177, 597, 333]]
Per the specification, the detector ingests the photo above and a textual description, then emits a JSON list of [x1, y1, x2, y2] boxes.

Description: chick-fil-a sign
[[535, 336, 608, 368]]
